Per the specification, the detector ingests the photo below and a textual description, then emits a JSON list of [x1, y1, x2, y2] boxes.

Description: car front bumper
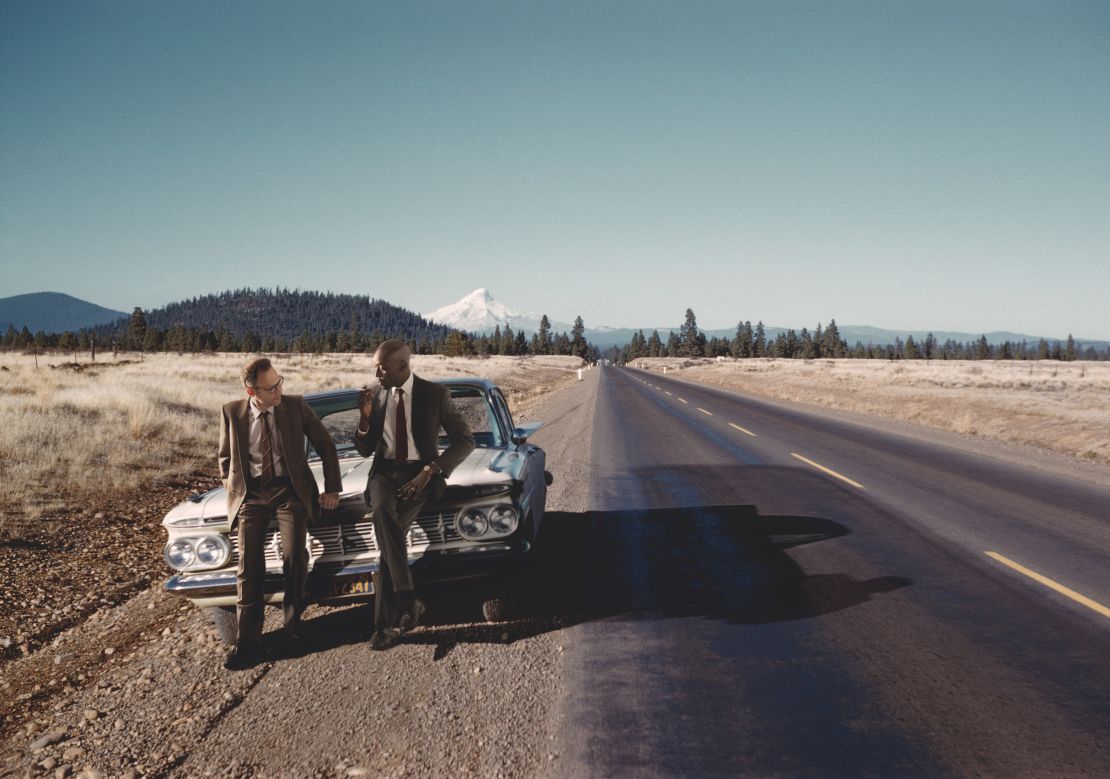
[[163, 540, 530, 608]]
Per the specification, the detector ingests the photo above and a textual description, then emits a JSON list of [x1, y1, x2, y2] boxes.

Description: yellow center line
[[677, 398, 688, 404], [790, 453, 865, 489], [985, 552, 1110, 620], [729, 422, 757, 437], [697, 407, 713, 416]]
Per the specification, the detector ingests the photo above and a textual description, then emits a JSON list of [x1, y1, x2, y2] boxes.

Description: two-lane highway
[[550, 364, 1110, 777]]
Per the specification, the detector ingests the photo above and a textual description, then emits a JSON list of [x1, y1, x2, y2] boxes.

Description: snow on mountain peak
[[423, 289, 551, 334]]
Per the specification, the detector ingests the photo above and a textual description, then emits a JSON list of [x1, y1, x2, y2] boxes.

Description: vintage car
[[161, 378, 551, 645]]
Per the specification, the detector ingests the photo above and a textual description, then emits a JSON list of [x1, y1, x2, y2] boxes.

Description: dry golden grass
[[0, 352, 581, 523], [633, 357, 1110, 467]]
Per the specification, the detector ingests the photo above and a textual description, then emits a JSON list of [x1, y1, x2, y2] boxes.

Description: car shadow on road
[[291, 504, 910, 661], [526, 506, 911, 626]]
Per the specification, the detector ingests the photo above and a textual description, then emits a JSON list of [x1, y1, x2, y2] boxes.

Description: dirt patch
[[0, 473, 220, 670]]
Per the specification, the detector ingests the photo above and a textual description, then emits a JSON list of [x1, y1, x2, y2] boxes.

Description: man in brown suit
[[220, 358, 342, 669], [355, 339, 475, 650]]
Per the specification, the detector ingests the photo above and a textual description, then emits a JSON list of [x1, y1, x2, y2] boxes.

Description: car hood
[[162, 447, 523, 528]]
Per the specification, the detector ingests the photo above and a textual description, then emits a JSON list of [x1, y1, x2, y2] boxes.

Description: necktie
[[260, 410, 275, 486], [395, 388, 409, 463]]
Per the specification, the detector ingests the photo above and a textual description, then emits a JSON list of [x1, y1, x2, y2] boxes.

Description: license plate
[[332, 574, 374, 596]]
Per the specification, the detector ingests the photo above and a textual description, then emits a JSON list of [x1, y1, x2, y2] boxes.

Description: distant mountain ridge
[[91, 288, 454, 343], [8, 288, 1104, 352], [0, 292, 126, 333]]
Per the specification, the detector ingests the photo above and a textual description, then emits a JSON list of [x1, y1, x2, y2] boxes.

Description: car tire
[[207, 606, 238, 646]]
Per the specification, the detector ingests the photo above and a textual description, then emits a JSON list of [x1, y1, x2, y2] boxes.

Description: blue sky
[[2, 1, 1108, 338]]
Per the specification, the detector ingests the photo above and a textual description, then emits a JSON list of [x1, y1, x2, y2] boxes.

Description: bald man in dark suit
[[355, 339, 475, 650]]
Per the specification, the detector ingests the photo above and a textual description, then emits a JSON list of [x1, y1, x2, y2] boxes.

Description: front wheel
[[207, 606, 238, 646]]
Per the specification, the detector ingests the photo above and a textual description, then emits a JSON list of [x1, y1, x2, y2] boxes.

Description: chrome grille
[[228, 510, 459, 568]]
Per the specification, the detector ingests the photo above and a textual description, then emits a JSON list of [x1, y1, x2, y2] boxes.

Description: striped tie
[[260, 410, 275, 487]]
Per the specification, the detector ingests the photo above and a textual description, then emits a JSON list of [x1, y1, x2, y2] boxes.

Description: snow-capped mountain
[[423, 289, 571, 334]]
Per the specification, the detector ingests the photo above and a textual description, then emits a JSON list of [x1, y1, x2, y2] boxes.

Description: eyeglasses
[[253, 376, 284, 393]]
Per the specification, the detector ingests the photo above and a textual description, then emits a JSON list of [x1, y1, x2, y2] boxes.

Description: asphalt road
[[547, 364, 1110, 778]]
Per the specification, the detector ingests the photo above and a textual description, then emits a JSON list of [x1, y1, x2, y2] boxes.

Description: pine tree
[[823, 319, 844, 358], [443, 331, 474, 357], [798, 328, 815, 359], [903, 334, 921, 359], [679, 308, 702, 357], [127, 307, 147, 352], [647, 330, 663, 357], [975, 335, 991, 360], [1065, 334, 1077, 361], [753, 322, 766, 357], [143, 327, 162, 353], [513, 330, 528, 355], [924, 332, 937, 360], [537, 315, 552, 355], [784, 329, 798, 358], [570, 316, 587, 358]]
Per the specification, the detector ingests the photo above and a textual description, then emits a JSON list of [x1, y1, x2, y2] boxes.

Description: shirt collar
[[394, 372, 415, 398], [249, 397, 271, 420]]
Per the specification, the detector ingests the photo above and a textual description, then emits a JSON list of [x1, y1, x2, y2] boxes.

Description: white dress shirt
[[382, 373, 419, 462]]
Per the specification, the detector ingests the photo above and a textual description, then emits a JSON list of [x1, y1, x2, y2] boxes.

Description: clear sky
[[2, 1, 1108, 338]]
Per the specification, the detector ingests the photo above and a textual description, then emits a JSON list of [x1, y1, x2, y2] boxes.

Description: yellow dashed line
[[729, 422, 757, 437], [790, 453, 865, 489], [697, 407, 713, 416], [985, 552, 1110, 620]]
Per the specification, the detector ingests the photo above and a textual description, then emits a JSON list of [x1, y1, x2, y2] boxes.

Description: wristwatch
[[423, 463, 441, 476]]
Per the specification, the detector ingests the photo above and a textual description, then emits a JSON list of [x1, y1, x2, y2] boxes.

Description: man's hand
[[397, 470, 433, 502], [319, 492, 340, 510], [357, 384, 378, 426]]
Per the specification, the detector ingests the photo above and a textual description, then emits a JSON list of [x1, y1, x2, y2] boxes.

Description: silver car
[[161, 378, 552, 645]]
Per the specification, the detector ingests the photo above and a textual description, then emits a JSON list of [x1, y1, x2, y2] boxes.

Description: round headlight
[[457, 508, 489, 539], [165, 539, 196, 570], [195, 536, 230, 568], [488, 505, 518, 536]]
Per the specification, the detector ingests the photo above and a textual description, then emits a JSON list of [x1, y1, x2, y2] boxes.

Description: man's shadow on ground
[[288, 504, 910, 661]]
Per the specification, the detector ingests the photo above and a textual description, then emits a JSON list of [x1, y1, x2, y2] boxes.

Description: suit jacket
[[354, 375, 476, 493], [219, 394, 343, 524]]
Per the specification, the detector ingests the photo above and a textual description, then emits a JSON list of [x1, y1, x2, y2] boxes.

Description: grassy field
[[632, 357, 1110, 467], [0, 352, 582, 527]]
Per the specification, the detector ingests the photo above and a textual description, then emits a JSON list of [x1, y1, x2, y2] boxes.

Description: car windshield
[[306, 385, 503, 459]]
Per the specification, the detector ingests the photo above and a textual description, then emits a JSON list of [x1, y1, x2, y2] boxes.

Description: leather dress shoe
[[369, 628, 400, 651], [284, 622, 305, 642], [223, 641, 261, 670], [398, 598, 426, 633]]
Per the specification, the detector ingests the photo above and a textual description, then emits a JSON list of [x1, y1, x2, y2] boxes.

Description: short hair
[[241, 357, 273, 388], [375, 338, 409, 361]]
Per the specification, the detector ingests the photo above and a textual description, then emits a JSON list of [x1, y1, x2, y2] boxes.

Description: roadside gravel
[[0, 364, 601, 778]]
